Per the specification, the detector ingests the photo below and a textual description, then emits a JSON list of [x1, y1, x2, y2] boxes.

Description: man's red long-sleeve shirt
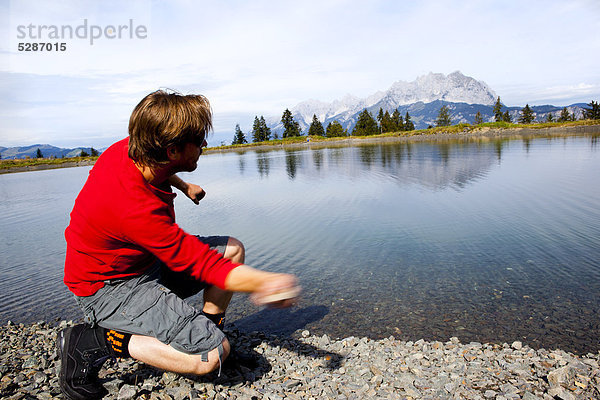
[[64, 138, 239, 296]]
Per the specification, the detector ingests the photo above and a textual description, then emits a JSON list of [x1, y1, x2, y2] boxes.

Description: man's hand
[[250, 274, 301, 308], [185, 183, 206, 205], [224, 266, 301, 308], [168, 175, 206, 205]]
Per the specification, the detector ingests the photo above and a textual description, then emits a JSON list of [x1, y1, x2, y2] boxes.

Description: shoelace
[[76, 349, 111, 384]]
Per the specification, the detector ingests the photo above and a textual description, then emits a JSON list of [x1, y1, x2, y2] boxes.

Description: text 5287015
[[18, 42, 67, 51]]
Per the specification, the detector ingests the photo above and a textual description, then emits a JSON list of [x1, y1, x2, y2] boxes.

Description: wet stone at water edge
[[1, 320, 599, 399]]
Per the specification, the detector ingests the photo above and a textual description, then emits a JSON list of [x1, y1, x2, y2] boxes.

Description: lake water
[[1, 134, 599, 354]]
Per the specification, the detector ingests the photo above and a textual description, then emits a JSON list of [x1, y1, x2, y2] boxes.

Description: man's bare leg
[[128, 335, 230, 375], [202, 237, 245, 315], [116, 238, 243, 376]]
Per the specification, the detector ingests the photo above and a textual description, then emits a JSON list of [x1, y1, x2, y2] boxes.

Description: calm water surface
[[1, 135, 599, 354]]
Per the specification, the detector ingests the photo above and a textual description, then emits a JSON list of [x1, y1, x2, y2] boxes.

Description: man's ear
[[166, 145, 180, 161]]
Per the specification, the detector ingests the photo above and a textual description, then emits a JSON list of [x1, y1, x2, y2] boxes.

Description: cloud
[[503, 83, 600, 106]]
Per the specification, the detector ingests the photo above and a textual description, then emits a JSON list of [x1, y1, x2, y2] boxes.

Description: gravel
[[1, 320, 599, 399]]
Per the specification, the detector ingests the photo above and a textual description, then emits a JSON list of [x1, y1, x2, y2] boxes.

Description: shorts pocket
[[75, 296, 97, 325], [120, 286, 168, 321]]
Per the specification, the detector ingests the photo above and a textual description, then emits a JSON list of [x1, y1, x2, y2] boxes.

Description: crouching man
[[59, 90, 300, 400]]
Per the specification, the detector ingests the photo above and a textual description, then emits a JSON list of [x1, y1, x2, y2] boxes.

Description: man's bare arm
[[224, 265, 300, 307]]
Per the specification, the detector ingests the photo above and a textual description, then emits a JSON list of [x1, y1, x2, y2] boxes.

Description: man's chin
[[186, 163, 198, 172], [174, 164, 197, 174]]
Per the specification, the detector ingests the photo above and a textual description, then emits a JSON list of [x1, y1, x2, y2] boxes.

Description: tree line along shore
[[2, 119, 599, 175], [230, 98, 600, 145]]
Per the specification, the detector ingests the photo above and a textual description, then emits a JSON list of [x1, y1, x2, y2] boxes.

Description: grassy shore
[[2, 120, 599, 174], [0, 156, 98, 174], [209, 119, 600, 152]]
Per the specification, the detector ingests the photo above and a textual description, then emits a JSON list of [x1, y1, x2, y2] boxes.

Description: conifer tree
[[381, 111, 394, 133], [326, 120, 346, 137], [377, 108, 384, 133], [404, 112, 415, 131], [232, 124, 247, 145], [391, 109, 403, 131], [436, 105, 452, 127], [352, 109, 378, 136], [558, 107, 571, 122], [518, 104, 535, 124], [502, 110, 512, 123], [307, 114, 325, 136], [281, 109, 301, 138], [583, 100, 600, 120], [546, 113, 554, 122], [493, 96, 503, 122], [474, 111, 483, 125], [252, 117, 262, 142], [36, 148, 43, 158], [90, 147, 99, 156], [259, 116, 271, 141]]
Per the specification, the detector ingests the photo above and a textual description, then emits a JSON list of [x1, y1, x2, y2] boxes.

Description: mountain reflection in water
[[238, 139, 499, 190]]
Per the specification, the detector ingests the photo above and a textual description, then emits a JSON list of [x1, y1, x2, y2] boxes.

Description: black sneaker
[[57, 324, 111, 400]]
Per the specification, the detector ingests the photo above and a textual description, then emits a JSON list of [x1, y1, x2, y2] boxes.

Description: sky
[[1, 0, 599, 148]]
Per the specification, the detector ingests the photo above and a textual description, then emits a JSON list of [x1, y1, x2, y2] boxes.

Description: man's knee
[[224, 237, 245, 264], [193, 338, 230, 375]]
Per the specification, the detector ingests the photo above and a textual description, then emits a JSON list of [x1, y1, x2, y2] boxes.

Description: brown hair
[[128, 90, 212, 166]]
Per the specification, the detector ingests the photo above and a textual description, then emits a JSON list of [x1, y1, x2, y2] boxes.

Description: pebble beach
[[1, 320, 598, 400]]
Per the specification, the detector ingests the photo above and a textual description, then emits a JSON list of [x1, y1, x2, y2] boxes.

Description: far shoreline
[[2, 122, 599, 175], [0, 159, 96, 175], [207, 123, 600, 154]]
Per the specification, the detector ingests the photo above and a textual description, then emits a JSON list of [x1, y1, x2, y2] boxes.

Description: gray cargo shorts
[[75, 236, 230, 356]]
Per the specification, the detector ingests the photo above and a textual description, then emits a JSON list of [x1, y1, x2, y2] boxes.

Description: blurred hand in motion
[[250, 273, 301, 308]]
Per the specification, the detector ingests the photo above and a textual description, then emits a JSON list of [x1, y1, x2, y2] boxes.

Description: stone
[[285, 379, 301, 389], [21, 356, 39, 370], [103, 378, 124, 392], [318, 334, 330, 347], [500, 383, 519, 394], [547, 365, 580, 388], [166, 385, 191, 400], [403, 384, 420, 397], [32, 372, 47, 385], [511, 341, 523, 350], [548, 386, 576, 400], [117, 384, 137, 400], [161, 371, 178, 385]]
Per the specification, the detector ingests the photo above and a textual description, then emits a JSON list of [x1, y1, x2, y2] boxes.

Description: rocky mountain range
[[268, 71, 587, 134], [0, 144, 102, 160]]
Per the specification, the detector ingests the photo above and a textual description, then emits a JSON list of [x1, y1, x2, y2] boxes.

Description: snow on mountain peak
[[292, 71, 496, 122], [391, 71, 496, 106], [286, 71, 497, 132]]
